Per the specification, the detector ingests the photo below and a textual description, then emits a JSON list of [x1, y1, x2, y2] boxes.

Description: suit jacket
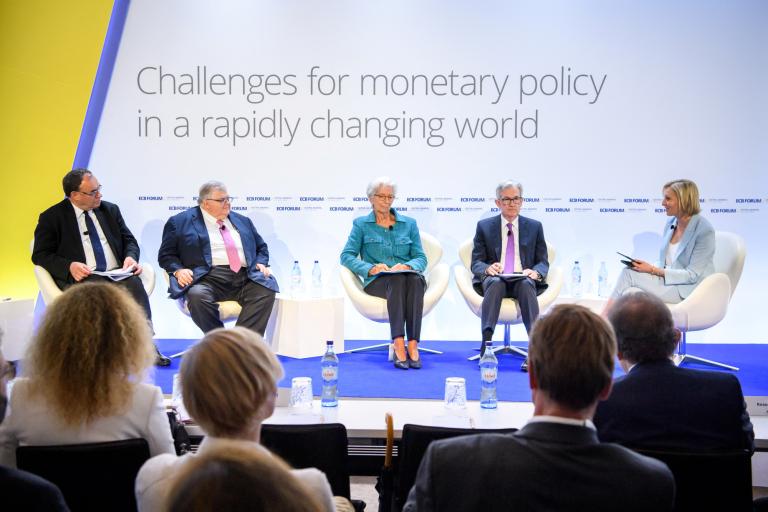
[[471, 214, 549, 295], [0, 466, 70, 511], [32, 199, 140, 289], [403, 421, 675, 512], [0, 379, 175, 468], [658, 214, 715, 299], [594, 359, 754, 452], [158, 206, 278, 298]]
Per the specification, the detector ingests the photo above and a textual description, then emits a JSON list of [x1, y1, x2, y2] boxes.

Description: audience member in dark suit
[[158, 181, 278, 335], [471, 180, 548, 370], [0, 333, 70, 511], [31, 168, 169, 365], [594, 291, 754, 452], [404, 304, 675, 512]]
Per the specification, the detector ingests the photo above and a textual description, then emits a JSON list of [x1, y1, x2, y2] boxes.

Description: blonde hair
[[167, 441, 322, 512], [529, 304, 616, 410], [180, 327, 284, 438], [663, 179, 701, 216], [26, 282, 154, 425]]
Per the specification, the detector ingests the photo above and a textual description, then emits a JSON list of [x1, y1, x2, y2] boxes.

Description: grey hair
[[198, 181, 227, 204], [496, 180, 523, 199], [366, 176, 398, 198]]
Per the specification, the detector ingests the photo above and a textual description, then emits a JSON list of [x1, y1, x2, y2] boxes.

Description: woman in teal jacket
[[340, 177, 427, 370]]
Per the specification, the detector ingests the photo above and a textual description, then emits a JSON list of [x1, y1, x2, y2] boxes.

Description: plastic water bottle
[[479, 341, 498, 409], [321, 340, 339, 407], [290, 260, 302, 297], [597, 261, 609, 297], [311, 260, 322, 297], [571, 260, 582, 298]]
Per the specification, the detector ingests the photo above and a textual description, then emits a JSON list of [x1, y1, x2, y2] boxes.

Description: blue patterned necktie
[[83, 211, 107, 271]]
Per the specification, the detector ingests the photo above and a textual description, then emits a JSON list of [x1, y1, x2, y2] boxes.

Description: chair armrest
[[424, 263, 449, 316], [33, 265, 63, 305], [668, 273, 731, 331]]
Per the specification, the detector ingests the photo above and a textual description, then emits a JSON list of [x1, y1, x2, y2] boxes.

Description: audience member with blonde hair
[[166, 440, 323, 512], [135, 327, 335, 512], [0, 282, 174, 467]]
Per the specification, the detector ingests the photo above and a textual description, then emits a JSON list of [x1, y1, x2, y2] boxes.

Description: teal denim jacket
[[340, 209, 427, 288]]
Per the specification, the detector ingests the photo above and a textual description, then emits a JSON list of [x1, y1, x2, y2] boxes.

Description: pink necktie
[[217, 220, 242, 273], [503, 223, 515, 273]]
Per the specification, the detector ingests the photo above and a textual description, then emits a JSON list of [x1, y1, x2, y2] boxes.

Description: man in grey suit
[[594, 292, 754, 452], [471, 180, 548, 370], [404, 304, 675, 512]]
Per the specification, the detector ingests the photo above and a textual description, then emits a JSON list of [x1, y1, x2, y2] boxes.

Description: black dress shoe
[[155, 346, 171, 367], [520, 358, 529, 373], [393, 351, 409, 370]]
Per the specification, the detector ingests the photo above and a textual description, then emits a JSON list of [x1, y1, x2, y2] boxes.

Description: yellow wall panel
[[0, 1, 113, 297]]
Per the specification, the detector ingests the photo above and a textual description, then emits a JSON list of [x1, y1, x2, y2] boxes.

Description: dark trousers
[[480, 276, 539, 340], [78, 274, 152, 321], [186, 266, 276, 335], [365, 272, 426, 341]]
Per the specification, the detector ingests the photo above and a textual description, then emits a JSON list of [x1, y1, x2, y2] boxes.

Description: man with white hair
[[158, 181, 278, 335]]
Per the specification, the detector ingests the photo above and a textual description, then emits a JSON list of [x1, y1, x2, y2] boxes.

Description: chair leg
[[673, 331, 739, 371], [468, 324, 528, 361], [344, 343, 443, 359]]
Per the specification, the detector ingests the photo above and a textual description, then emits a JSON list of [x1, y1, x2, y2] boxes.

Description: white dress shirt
[[71, 202, 119, 270], [499, 214, 522, 272], [200, 208, 247, 268]]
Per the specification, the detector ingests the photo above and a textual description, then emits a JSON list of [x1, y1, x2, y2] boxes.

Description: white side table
[[0, 298, 35, 361], [264, 294, 344, 358]]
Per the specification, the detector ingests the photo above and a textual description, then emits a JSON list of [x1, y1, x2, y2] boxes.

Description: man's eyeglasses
[[373, 194, 396, 201], [499, 196, 524, 205], [206, 196, 234, 204], [76, 186, 102, 197]]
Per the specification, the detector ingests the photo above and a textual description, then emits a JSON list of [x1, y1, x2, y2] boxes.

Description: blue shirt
[[340, 209, 427, 288]]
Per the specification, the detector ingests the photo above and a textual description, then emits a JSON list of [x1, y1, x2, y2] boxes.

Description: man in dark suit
[[0, 334, 70, 511], [158, 181, 278, 335], [471, 180, 548, 370], [404, 304, 675, 512], [32, 169, 170, 366], [594, 291, 754, 452]]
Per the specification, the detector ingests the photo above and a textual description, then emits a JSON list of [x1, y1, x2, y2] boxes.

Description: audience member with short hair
[[166, 440, 323, 512], [0, 330, 70, 511], [594, 291, 754, 452], [135, 327, 336, 512], [0, 283, 175, 468], [404, 304, 675, 512]]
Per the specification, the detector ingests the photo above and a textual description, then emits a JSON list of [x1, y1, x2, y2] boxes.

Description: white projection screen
[[87, 1, 767, 342]]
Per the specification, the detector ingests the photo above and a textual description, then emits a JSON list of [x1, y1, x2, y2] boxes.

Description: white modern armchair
[[31, 241, 156, 306], [667, 231, 746, 371], [339, 231, 450, 356], [454, 239, 563, 360]]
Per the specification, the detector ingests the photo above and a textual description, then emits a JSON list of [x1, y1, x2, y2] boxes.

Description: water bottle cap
[[574, 260, 579, 264], [314, 260, 319, 263], [294, 260, 298, 263], [326, 340, 333, 345], [485, 341, 493, 346]]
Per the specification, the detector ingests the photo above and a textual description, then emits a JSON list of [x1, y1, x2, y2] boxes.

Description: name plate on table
[[746, 397, 768, 416]]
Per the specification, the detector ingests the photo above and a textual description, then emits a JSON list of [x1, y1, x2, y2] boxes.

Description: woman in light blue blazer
[[606, 179, 715, 311], [340, 177, 427, 370]]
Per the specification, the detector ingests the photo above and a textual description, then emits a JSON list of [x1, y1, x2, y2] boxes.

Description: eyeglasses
[[373, 194, 396, 201], [499, 196, 523, 205], [76, 186, 102, 197], [205, 196, 234, 204]]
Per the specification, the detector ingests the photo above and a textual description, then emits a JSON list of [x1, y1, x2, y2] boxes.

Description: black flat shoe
[[155, 346, 171, 367], [520, 358, 528, 373]]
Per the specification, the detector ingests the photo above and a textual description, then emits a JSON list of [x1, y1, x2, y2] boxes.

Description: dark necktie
[[84, 211, 107, 271]]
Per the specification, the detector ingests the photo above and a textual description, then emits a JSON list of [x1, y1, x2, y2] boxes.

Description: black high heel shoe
[[393, 344, 409, 370], [407, 347, 422, 370]]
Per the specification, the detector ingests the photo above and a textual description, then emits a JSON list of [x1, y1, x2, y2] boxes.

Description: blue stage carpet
[[153, 339, 768, 402]]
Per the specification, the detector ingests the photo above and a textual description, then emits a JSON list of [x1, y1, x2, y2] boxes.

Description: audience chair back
[[394, 424, 517, 512], [261, 423, 351, 498], [634, 447, 752, 512], [17, 438, 150, 512]]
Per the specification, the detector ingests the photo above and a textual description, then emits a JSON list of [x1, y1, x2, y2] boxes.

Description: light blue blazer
[[659, 214, 715, 299], [340, 209, 427, 288]]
